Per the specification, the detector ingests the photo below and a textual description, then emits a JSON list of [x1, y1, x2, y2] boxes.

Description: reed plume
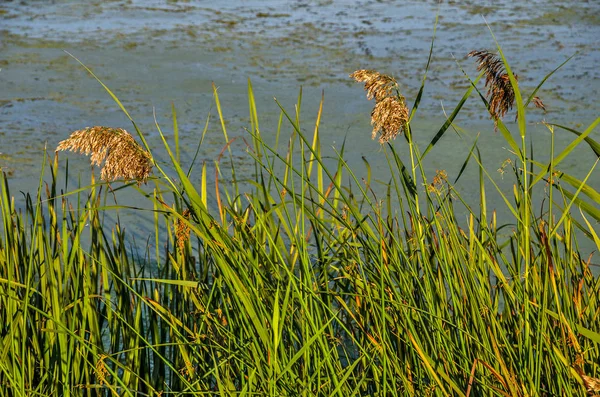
[[350, 69, 409, 144], [468, 50, 517, 124], [575, 366, 600, 396], [582, 374, 600, 396], [56, 126, 152, 185]]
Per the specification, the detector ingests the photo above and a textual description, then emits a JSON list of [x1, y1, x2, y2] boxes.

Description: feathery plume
[[56, 126, 152, 185], [350, 69, 409, 144], [371, 97, 409, 143], [582, 374, 600, 396], [468, 50, 517, 124]]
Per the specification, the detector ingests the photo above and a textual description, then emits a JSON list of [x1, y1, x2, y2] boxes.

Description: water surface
[[1, 0, 599, 240]]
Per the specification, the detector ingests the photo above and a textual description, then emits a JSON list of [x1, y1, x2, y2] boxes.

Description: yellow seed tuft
[[95, 354, 109, 386], [56, 126, 152, 185], [175, 209, 191, 254], [575, 365, 600, 395], [582, 373, 600, 394], [427, 169, 448, 194]]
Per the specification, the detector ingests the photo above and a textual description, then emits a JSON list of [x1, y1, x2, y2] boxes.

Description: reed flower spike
[[575, 366, 600, 396], [56, 126, 152, 185], [350, 69, 409, 144], [468, 50, 517, 124], [469, 50, 547, 126]]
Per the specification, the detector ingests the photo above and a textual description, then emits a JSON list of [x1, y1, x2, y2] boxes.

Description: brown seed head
[[532, 96, 546, 112], [350, 69, 409, 143], [56, 126, 152, 185], [468, 50, 517, 124]]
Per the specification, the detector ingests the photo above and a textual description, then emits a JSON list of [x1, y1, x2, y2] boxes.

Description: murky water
[[1, 0, 599, 241]]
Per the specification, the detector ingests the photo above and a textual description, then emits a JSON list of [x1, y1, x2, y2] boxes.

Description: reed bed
[[0, 34, 599, 397]]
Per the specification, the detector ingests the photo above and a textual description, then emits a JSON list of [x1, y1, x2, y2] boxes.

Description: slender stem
[[521, 133, 532, 381]]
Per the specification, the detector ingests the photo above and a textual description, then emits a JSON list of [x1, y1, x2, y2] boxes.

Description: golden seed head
[[175, 209, 191, 254], [56, 126, 152, 185], [350, 69, 409, 143], [95, 354, 109, 386], [574, 365, 600, 394], [582, 374, 600, 394], [371, 96, 409, 144], [433, 169, 448, 186], [351, 69, 398, 102]]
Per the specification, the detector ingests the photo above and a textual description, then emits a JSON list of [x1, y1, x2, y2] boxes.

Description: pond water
[[1, 0, 599, 244]]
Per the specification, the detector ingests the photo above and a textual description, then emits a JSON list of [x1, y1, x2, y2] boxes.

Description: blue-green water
[[0, 0, 599, 247]]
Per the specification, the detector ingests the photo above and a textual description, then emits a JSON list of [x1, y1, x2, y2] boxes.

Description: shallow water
[[1, 0, 599, 244]]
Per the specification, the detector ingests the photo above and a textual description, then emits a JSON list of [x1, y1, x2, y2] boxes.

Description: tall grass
[[1, 34, 600, 396]]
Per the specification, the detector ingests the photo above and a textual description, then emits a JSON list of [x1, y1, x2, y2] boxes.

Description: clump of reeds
[[5, 36, 598, 396], [468, 50, 546, 125], [56, 126, 152, 184], [350, 70, 409, 143]]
